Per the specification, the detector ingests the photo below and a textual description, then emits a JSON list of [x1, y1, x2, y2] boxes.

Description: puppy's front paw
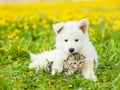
[[51, 69, 61, 75], [82, 72, 98, 82], [91, 74, 98, 82], [82, 72, 91, 79], [51, 70, 56, 75], [29, 63, 34, 69]]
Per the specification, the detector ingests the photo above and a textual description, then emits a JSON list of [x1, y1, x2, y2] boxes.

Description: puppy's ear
[[53, 22, 64, 34], [78, 19, 89, 33]]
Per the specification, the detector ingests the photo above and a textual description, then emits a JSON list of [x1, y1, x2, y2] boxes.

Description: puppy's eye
[[75, 39, 79, 42], [64, 39, 68, 42], [79, 62, 82, 64]]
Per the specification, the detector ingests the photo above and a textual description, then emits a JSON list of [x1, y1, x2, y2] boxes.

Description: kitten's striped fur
[[63, 53, 85, 75], [44, 53, 85, 75]]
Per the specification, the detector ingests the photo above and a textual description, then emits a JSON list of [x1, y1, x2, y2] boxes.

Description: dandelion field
[[0, 1, 120, 90]]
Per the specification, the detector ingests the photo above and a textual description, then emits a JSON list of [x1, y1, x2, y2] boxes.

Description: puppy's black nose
[[69, 48, 74, 53]]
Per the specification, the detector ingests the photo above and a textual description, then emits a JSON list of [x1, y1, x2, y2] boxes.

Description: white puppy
[[29, 19, 98, 81]]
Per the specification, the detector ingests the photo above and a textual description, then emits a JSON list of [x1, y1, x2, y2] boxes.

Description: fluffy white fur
[[29, 19, 98, 81]]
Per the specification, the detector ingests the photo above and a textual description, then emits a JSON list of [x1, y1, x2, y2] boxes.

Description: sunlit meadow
[[0, 1, 120, 90]]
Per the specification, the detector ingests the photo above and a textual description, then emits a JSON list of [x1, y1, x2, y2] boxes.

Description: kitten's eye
[[64, 39, 68, 42], [79, 62, 82, 64], [75, 39, 79, 42], [74, 62, 76, 64]]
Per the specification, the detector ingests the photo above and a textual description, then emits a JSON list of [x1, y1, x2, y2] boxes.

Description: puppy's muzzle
[[69, 48, 74, 53]]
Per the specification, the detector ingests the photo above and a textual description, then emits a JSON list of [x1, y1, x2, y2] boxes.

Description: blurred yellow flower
[[112, 25, 117, 31], [91, 20, 100, 25], [48, 81, 55, 90], [41, 20, 47, 25], [57, 80, 61, 83], [100, 48, 103, 52], [17, 45, 21, 51], [8, 35, 13, 39], [110, 39, 114, 42], [89, 27, 95, 34], [0, 19, 6, 25], [92, 38, 97, 43], [13, 83, 18, 87], [24, 25, 29, 30], [43, 24, 50, 29], [39, 48, 45, 52], [14, 29, 20, 33], [11, 33, 16, 37], [27, 71, 33, 75], [32, 24, 37, 29], [13, 61, 18, 64], [16, 36, 20, 40]]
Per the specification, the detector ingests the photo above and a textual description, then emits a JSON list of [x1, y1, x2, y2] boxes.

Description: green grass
[[0, 20, 120, 90]]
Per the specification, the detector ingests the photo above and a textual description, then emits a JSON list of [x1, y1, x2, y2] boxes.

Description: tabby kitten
[[44, 53, 85, 75], [63, 53, 85, 75]]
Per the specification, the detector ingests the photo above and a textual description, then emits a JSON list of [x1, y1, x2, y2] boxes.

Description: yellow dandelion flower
[[16, 36, 20, 40], [89, 27, 95, 34], [57, 80, 61, 83], [11, 23, 15, 28], [112, 25, 119, 31], [17, 45, 21, 51], [92, 38, 97, 43], [27, 71, 33, 75], [14, 29, 20, 33], [48, 81, 51, 86], [110, 39, 114, 42], [51, 85, 55, 90], [13, 83, 18, 87], [32, 24, 37, 29], [41, 20, 47, 25], [11, 33, 16, 37], [100, 48, 103, 52], [24, 25, 29, 30], [43, 24, 50, 29], [8, 35, 13, 39], [39, 48, 45, 52], [0, 19, 6, 25], [13, 61, 18, 64], [91, 20, 100, 25], [19, 24, 23, 28], [43, 43, 47, 47]]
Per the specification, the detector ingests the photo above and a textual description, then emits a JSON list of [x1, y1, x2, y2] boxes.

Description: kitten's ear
[[80, 55, 86, 60], [53, 22, 64, 35], [64, 59, 68, 62], [78, 19, 89, 33], [68, 55, 74, 61]]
